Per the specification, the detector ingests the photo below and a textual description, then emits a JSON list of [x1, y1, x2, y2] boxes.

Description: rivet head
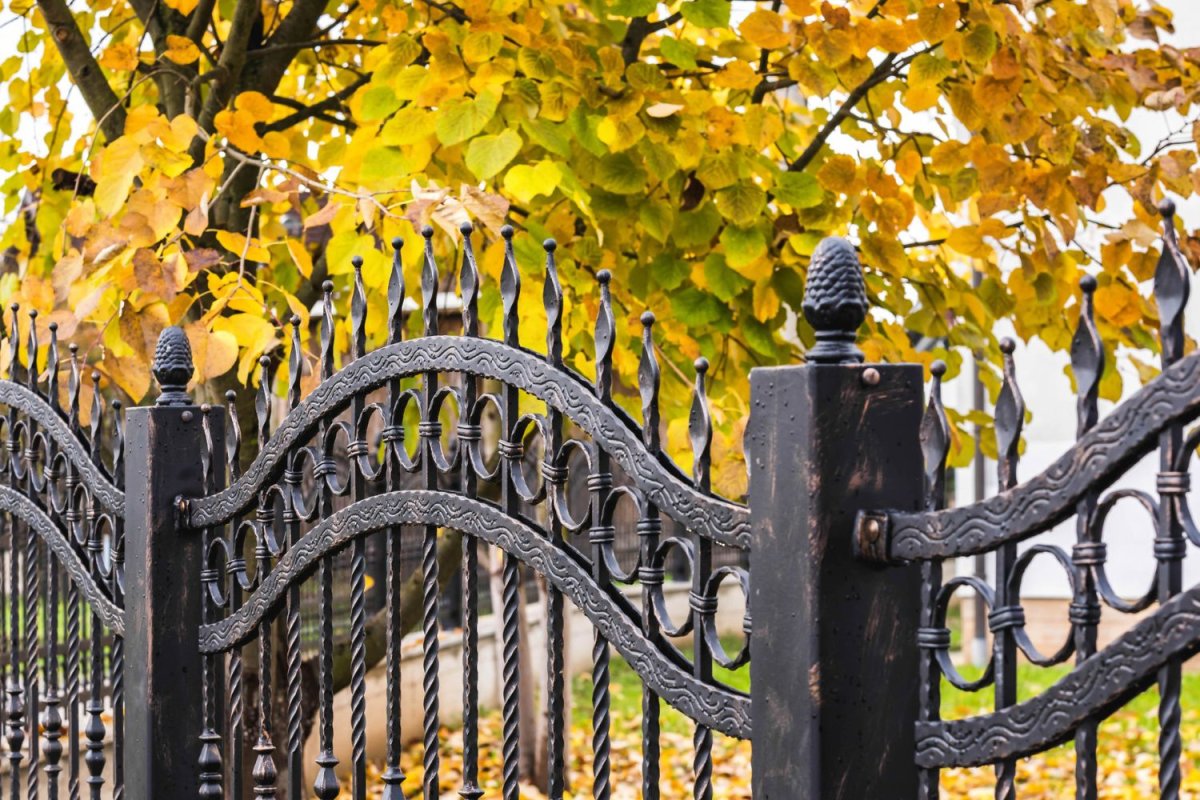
[[861, 367, 881, 387], [864, 518, 881, 542], [181, 410, 194, 423]]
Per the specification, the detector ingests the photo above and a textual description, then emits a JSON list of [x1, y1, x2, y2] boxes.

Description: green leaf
[[671, 287, 725, 326], [715, 182, 766, 226], [568, 107, 607, 157], [465, 130, 523, 180], [721, 224, 766, 269], [963, 24, 998, 66], [660, 37, 698, 70], [773, 172, 825, 209], [610, 0, 657, 15], [681, 0, 730, 28], [704, 253, 751, 302], [674, 202, 721, 249], [518, 47, 557, 81], [741, 316, 778, 356], [638, 200, 673, 243], [595, 152, 647, 194], [650, 253, 689, 290], [504, 160, 561, 204], [435, 88, 501, 146], [521, 118, 572, 157], [360, 85, 401, 121]]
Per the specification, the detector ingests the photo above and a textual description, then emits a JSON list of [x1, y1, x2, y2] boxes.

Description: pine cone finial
[[153, 326, 194, 406], [802, 236, 867, 364]]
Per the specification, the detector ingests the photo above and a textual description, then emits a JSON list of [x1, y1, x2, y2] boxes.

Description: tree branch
[[36, 0, 127, 142], [191, 0, 261, 159], [263, 74, 369, 132], [253, 0, 331, 95], [248, 37, 383, 57]]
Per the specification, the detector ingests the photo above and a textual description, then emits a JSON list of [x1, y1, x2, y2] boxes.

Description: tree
[[2, 0, 1199, 783]]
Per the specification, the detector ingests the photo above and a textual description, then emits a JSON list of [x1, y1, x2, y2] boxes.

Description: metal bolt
[[181, 410, 193, 423], [861, 367, 881, 387], [863, 518, 881, 543]]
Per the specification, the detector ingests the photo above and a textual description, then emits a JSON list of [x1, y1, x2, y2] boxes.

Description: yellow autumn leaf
[[214, 108, 263, 152], [162, 0, 199, 13], [99, 43, 139, 72], [261, 131, 291, 159], [215, 230, 271, 262], [740, 10, 790, 49], [163, 35, 200, 65], [235, 91, 274, 123]]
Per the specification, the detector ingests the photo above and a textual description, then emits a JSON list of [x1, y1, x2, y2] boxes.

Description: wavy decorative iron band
[[0, 485, 124, 636], [861, 350, 1200, 561], [185, 337, 749, 549], [915, 583, 1200, 767], [198, 489, 753, 739], [0, 382, 123, 514]]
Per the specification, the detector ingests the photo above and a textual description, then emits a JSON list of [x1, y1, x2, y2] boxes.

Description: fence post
[[748, 238, 923, 799], [124, 327, 217, 796]]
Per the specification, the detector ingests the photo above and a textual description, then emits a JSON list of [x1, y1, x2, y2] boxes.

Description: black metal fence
[[0, 201, 1194, 800]]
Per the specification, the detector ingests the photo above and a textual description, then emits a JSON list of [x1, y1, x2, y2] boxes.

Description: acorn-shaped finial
[[802, 236, 867, 364], [152, 326, 194, 406]]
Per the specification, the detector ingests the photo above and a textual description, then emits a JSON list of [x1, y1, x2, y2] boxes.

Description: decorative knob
[[802, 236, 867, 364], [152, 326, 194, 406]]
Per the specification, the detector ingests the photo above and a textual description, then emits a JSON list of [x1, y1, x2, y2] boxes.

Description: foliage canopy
[[2, 0, 1199, 492]]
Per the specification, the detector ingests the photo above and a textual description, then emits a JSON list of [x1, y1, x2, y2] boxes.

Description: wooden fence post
[[124, 327, 219, 797], [748, 237, 924, 799]]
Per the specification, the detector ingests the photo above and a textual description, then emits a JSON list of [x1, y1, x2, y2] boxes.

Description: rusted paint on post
[[748, 362, 924, 798]]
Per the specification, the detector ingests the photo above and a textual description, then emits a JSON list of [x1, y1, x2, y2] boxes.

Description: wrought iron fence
[[0, 200, 1195, 800]]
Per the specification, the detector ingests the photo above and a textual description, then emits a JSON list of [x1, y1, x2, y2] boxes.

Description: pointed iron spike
[[995, 337, 1025, 491], [288, 314, 303, 410], [920, 360, 951, 510], [421, 224, 439, 338], [689, 356, 712, 492], [68, 343, 80, 429], [199, 403, 215, 490], [543, 239, 562, 366], [111, 397, 125, 484], [8, 304, 19, 382], [1155, 195, 1190, 367], [320, 280, 335, 380], [46, 323, 59, 411], [638, 311, 660, 453], [228, 386, 244, 477], [351, 255, 367, 361], [1070, 275, 1104, 439], [460, 221, 480, 338], [26, 309, 38, 392], [593, 270, 614, 403], [500, 224, 520, 347], [388, 237, 406, 345], [255, 355, 271, 454], [90, 370, 103, 459]]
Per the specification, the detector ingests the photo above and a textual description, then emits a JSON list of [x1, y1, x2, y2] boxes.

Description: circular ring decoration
[[353, 402, 389, 483], [256, 483, 289, 559], [26, 429, 49, 494], [320, 420, 352, 497], [1089, 488, 1159, 614], [389, 388, 424, 474], [934, 576, 995, 692], [509, 413, 549, 505], [204, 536, 232, 609], [427, 385, 462, 475], [9, 418, 28, 482], [550, 439, 591, 534], [286, 446, 322, 523], [47, 450, 71, 515], [597, 485, 643, 584], [648, 535, 695, 638], [1006, 544, 1076, 666], [231, 519, 261, 591], [703, 565, 751, 670], [466, 393, 503, 483]]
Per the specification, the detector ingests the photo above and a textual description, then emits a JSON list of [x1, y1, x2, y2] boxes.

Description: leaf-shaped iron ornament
[[351, 255, 367, 361], [421, 225, 439, 338], [46, 322, 59, 411], [459, 221, 480, 338], [111, 399, 124, 487], [26, 309, 37, 393], [90, 370, 103, 459], [639, 312, 661, 453], [995, 338, 1025, 491], [228, 389, 243, 479], [920, 361, 950, 511], [255, 356, 271, 454], [802, 237, 867, 364], [690, 357, 712, 492], [500, 224, 520, 347], [67, 343, 80, 429], [1156, 198, 1189, 366], [387, 237, 405, 345], [594, 270, 614, 403], [1070, 275, 1103, 438], [543, 239, 562, 366], [320, 280, 335, 380], [8, 303, 18, 382], [152, 325, 194, 406], [287, 315, 302, 410]]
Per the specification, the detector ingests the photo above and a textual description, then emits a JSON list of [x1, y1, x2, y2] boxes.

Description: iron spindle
[[65, 343, 81, 800], [24, 310, 40, 800], [199, 405, 224, 800], [542, 238, 567, 800], [991, 340, 1024, 800], [637, 311, 663, 800], [313, 282, 341, 800], [457, 223, 483, 800], [689, 357, 714, 800], [348, 256, 369, 800], [43, 327, 62, 799], [589, 269, 615, 800], [110, 399, 125, 800], [84, 375, 105, 800], [419, 226, 442, 800], [281, 326, 305, 800], [1070, 275, 1103, 800], [381, 238, 407, 800], [6, 306, 24, 800], [498, 224, 522, 800], [1154, 198, 1188, 800]]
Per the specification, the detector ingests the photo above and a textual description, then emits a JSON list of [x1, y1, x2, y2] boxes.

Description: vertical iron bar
[[83, 373, 105, 800], [348, 257, 369, 800], [589, 270, 614, 800], [457, 225, 483, 800], [419, 227, 442, 800], [1070, 276, 1103, 800], [381, 239, 406, 800], [281, 323, 304, 800], [637, 311, 662, 800], [25, 310, 40, 800], [109, 399, 125, 800], [199, 404, 224, 800], [689, 359, 714, 800], [65, 344, 81, 800], [6, 305, 25, 800], [542, 239, 567, 800], [43, 324, 62, 800]]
